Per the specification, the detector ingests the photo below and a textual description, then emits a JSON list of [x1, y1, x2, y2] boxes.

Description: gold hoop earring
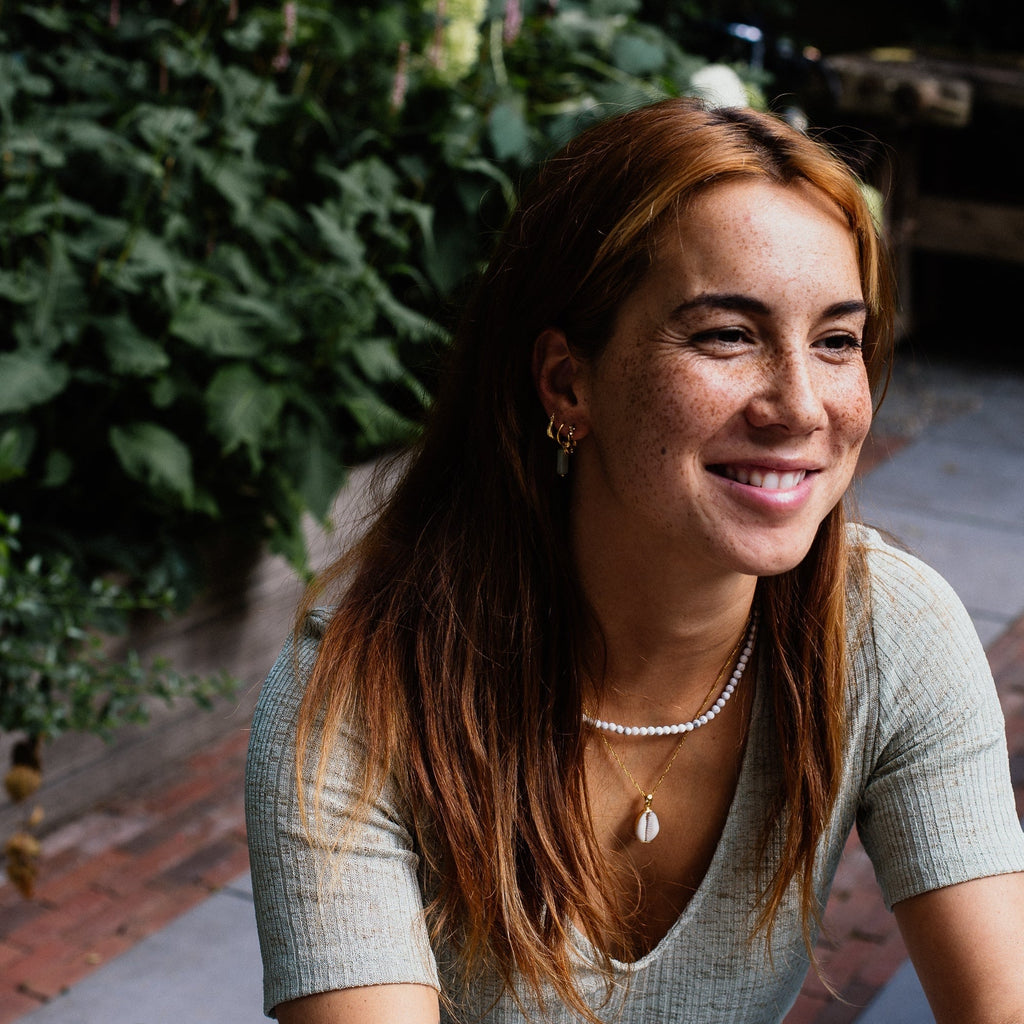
[[546, 414, 576, 477]]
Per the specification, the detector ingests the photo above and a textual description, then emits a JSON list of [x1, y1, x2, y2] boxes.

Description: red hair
[[296, 98, 894, 1017]]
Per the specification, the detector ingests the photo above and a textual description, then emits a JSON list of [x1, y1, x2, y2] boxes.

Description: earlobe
[[533, 328, 590, 439]]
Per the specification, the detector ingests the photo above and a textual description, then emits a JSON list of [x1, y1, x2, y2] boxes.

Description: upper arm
[[275, 984, 440, 1024], [855, 547, 1024, 908], [895, 872, 1024, 1024], [246, 631, 440, 1015]]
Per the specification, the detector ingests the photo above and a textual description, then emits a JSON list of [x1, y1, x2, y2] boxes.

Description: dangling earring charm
[[546, 414, 576, 477]]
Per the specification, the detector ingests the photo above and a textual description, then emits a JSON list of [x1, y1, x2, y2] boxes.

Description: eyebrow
[[669, 293, 868, 320]]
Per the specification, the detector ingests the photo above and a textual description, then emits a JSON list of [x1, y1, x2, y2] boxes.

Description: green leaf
[[488, 99, 532, 163], [308, 206, 365, 268], [610, 32, 667, 76], [0, 271, 42, 305], [205, 364, 284, 471], [195, 150, 260, 219], [350, 338, 407, 383], [0, 425, 36, 482], [3, 130, 66, 168], [0, 352, 71, 413], [343, 392, 418, 449], [151, 377, 177, 408], [589, 0, 641, 15], [454, 156, 517, 210], [101, 316, 171, 376], [124, 232, 185, 301], [169, 302, 261, 357], [23, 6, 73, 30], [282, 418, 348, 522], [219, 293, 301, 343], [131, 105, 202, 150], [109, 423, 195, 508], [42, 450, 72, 488]]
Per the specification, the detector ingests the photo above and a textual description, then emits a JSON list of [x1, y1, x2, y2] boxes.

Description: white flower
[[690, 64, 748, 109]]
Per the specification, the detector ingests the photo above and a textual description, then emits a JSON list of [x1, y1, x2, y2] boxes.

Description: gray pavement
[[853, 355, 1024, 1022], [20, 354, 1024, 1024], [19, 873, 263, 1024], [857, 357, 1024, 647]]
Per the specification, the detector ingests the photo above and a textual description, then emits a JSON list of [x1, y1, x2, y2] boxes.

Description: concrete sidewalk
[[7, 352, 1024, 1024], [10, 870, 936, 1024], [16, 873, 262, 1024]]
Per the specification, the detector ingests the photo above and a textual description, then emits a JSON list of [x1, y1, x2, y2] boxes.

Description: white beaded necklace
[[586, 611, 758, 844], [584, 611, 758, 737]]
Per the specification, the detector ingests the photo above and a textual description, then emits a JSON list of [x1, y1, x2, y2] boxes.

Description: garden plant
[[0, 0, 761, 893]]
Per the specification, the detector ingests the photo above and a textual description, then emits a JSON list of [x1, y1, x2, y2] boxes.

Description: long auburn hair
[[295, 99, 894, 1018]]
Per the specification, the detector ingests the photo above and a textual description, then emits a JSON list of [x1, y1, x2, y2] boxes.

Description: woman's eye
[[692, 328, 749, 346], [816, 333, 863, 352]]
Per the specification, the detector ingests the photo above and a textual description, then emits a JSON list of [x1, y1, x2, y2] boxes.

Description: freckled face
[[570, 178, 873, 580]]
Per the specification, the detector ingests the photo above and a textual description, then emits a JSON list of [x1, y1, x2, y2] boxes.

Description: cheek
[[636, 361, 738, 440], [832, 374, 874, 448]]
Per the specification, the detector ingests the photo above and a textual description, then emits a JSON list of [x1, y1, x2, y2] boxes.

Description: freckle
[[661, 447, 667, 455]]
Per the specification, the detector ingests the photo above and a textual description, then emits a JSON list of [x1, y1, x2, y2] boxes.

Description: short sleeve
[[245, 612, 439, 1017], [855, 541, 1024, 909]]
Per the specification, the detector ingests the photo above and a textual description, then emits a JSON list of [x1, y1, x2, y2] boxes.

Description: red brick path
[[0, 729, 250, 1022], [2, 431, 1022, 1023]]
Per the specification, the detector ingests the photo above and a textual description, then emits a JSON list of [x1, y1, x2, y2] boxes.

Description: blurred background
[[0, 2, 1021, 1021]]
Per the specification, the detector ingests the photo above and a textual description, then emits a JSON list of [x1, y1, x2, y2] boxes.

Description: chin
[[725, 535, 820, 579]]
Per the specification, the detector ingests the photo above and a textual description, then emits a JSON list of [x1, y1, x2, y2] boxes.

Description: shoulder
[[850, 523, 969, 621], [846, 524, 983, 675], [253, 608, 334, 722], [247, 608, 344, 793], [843, 524, 996, 744]]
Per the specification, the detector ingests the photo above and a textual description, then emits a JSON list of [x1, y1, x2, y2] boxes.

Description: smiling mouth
[[713, 466, 809, 490]]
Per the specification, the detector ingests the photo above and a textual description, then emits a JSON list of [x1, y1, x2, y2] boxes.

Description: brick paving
[[0, 728, 250, 1023], [1, 428, 1023, 1023]]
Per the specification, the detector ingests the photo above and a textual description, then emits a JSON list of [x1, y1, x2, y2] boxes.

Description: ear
[[532, 328, 591, 440]]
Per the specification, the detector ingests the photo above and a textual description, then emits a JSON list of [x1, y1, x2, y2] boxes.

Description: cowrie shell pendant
[[635, 797, 660, 843]]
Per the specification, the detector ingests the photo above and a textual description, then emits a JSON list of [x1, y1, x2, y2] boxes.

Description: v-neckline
[[576, 661, 767, 972]]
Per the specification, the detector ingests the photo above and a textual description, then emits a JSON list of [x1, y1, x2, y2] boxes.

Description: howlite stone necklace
[[587, 610, 758, 844]]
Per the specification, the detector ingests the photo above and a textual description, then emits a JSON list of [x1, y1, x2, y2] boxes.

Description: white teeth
[[720, 467, 806, 490]]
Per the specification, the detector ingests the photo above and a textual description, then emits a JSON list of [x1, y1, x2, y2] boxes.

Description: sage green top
[[245, 528, 1024, 1022]]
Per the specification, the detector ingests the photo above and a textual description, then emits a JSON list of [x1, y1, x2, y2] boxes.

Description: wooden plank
[[825, 54, 973, 127], [913, 195, 1024, 264], [825, 51, 1024, 116]]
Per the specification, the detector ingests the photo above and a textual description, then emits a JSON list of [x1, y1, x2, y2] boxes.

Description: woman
[[246, 99, 1024, 1023]]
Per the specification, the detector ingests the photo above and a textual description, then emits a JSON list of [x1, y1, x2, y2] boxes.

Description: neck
[[573, 525, 758, 722]]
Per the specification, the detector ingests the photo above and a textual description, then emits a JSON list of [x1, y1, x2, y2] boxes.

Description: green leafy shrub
[[0, 0, 726, 585], [0, 511, 233, 741], [0, 0, 758, 889], [0, 509, 234, 894]]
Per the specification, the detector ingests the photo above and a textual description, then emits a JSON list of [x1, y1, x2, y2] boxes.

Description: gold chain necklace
[[592, 612, 758, 844]]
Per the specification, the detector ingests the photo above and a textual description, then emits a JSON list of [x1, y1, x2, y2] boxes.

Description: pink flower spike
[[429, 0, 446, 69], [108, 0, 120, 26], [283, 1, 297, 43], [390, 40, 410, 113], [272, 45, 291, 72], [503, 0, 522, 44]]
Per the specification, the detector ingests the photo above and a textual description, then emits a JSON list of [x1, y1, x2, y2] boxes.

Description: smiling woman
[[548, 178, 873, 583], [245, 99, 1024, 1024]]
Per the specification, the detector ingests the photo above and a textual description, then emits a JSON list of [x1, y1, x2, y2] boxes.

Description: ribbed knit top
[[245, 527, 1024, 1022]]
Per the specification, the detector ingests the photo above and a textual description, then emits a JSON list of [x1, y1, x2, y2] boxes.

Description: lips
[[713, 466, 809, 491]]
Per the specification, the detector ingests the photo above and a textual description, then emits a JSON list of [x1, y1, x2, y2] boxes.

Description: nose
[[744, 351, 828, 434]]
